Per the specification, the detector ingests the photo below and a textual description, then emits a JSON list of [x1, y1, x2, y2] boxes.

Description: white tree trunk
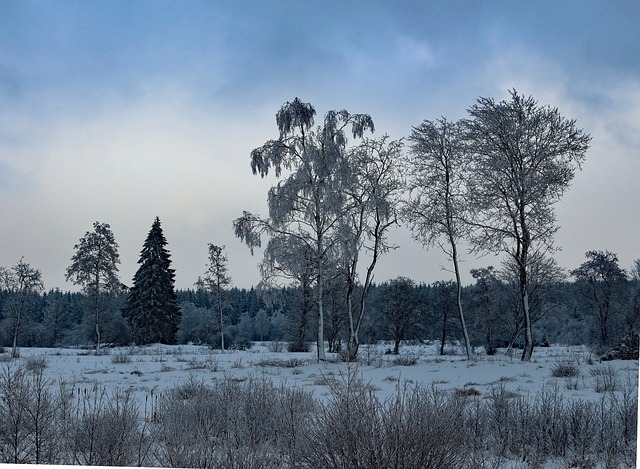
[[451, 243, 473, 361], [522, 289, 533, 361]]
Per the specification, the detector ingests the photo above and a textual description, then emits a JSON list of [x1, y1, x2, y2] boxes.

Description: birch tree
[[339, 136, 403, 361], [404, 118, 473, 360], [464, 90, 590, 361], [0, 258, 44, 358], [233, 98, 374, 361], [195, 244, 232, 350], [66, 221, 121, 354]]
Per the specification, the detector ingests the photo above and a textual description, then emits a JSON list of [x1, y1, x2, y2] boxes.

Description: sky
[[1, 0, 639, 291]]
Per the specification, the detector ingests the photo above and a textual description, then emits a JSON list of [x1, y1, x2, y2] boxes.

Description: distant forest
[[0, 260, 638, 357]]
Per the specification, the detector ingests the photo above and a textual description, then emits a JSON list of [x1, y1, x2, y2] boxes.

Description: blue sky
[[1, 1, 639, 289]]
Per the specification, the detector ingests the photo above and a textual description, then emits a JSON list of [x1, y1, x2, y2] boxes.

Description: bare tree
[[404, 118, 473, 360], [464, 90, 590, 361], [339, 136, 404, 361], [234, 98, 374, 361], [66, 221, 121, 355], [195, 244, 232, 350], [0, 258, 45, 359]]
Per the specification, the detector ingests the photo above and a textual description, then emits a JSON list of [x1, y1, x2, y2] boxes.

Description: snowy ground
[[7, 341, 638, 409]]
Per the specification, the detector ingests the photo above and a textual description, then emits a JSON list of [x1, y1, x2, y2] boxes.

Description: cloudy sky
[[1, 1, 639, 290]]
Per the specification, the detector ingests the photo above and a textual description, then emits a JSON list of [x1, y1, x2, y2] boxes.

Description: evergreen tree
[[123, 217, 181, 344]]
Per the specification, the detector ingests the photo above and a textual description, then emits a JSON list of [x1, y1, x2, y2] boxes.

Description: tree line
[[1, 90, 637, 359], [0, 252, 637, 357]]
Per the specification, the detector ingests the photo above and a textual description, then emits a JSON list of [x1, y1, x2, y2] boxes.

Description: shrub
[[590, 364, 619, 392], [111, 352, 131, 364], [152, 376, 316, 467], [256, 358, 306, 368], [297, 380, 469, 468], [551, 361, 580, 378], [393, 354, 418, 366], [24, 356, 47, 372], [65, 387, 149, 466], [268, 340, 284, 352], [288, 341, 310, 353]]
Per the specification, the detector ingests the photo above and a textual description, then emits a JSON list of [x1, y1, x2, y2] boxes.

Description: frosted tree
[[195, 244, 232, 350], [234, 98, 374, 361], [123, 217, 181, 344], [66, 221, 121, 354], [339, 136, 404, 361], [0, 258, 44, 358], [464, 90, 590, 361], [404, 118, 473, 360]]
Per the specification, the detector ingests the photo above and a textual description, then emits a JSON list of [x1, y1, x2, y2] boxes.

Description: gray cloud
[[0, 1, 638, 290]]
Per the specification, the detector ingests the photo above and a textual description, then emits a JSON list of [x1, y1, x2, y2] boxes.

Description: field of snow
[[8, 341, 638, 408], [0, 342, 636, 468]]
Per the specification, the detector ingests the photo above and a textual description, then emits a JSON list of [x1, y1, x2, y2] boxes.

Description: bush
[[268, 339, 284, 352], [256, 358, 306, 368], [152, 376, 316, 467], [65, 387, 149, 466], [393, 354, 418, 366], [297, 376, 469, 468], [111, 351, 131, 364], [590, 364, 619, 392], [0, 359, 635, 467], [288, 341, 310, 353], [24, 356, 47, 372], [551, 361, 580, 378]]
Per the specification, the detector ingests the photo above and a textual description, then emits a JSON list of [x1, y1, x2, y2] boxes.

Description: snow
[[8, 342, 638, 407]]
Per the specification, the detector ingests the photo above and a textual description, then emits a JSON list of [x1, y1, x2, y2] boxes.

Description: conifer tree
[[123, 217, 181, 344]]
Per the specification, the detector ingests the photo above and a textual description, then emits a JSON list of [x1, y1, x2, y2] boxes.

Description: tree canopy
[[464, 90, 591, 360]]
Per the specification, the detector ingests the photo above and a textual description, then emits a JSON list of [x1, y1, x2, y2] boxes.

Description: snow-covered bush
[[551, 360, 580, 378], [298, 377, 469, 468], [151, 375, 316, 467], [0, 357, 635, 467]]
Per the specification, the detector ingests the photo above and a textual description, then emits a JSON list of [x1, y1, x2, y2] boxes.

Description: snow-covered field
[[8, 342, 638, 407], [1, 342, 637, 468]]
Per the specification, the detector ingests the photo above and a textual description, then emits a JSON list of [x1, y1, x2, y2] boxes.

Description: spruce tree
[[123, 217, 181, 344]]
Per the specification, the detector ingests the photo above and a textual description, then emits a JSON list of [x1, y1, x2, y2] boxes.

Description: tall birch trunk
[[11, 295, 23, 359], [94, 274, 101, 355], [451, 240, 473, 360], [316, 243, 326, 361]]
